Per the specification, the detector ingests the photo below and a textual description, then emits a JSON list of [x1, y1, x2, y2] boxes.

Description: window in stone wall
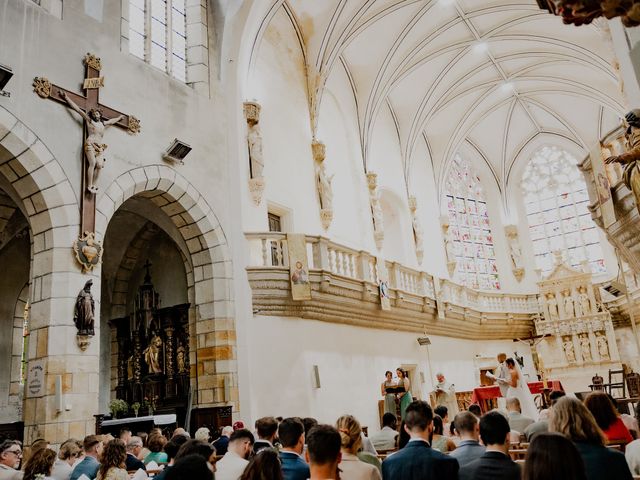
[[522, 146, 605, 275], [445, 154, 500, 290], [128, 0, 187, 82]]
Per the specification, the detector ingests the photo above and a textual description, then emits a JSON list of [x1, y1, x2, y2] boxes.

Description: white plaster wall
[[244, 315, 535, 432]]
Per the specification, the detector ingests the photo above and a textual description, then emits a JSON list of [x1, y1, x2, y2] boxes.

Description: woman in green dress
[[396, 368, 412, 420], [381, 371, 396, 414]]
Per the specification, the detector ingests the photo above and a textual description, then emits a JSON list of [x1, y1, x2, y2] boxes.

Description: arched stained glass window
[[445, 154, 500, 290], [522, 146, 605, 275]]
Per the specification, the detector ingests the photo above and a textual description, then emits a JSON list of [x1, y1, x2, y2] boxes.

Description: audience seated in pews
[[382, 400, 458, 480], [240, 448, 283, 480], [459, 410, 520, 480], [213, 426, 234, 456], [118, 430, 131, 447], [336, 415, 381, 480], [277, 417, 309, 480], [523, 432, 587, 480], [69, 435, 102, 480], [253, 417, 278, 454], [433, 405, 451, 435], [524, 390, 565, 441], [23, 448, 56, 480], [165, 454, 213, 480], [143, 432, 168, 464], [51, 438, 82, 480], [369, 413, 398, 451], [124, 437, 145, 472], [450, 411, 485, 467], [549, 396, 632, 480], [506, 397, 534, 434], [215, 429, 254, 480], [95, 440, 127, 480], [584, 392, 633, 445], [468, 404, 482, 417], [305, 424, 341, 480], [431, 415, 456, 453], [625, 403, 640, 475], [153, 434, 189, 480], [194, 427, 211, 444]]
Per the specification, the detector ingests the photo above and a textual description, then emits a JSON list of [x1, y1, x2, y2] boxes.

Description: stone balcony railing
[[245, 233, 540, 339]]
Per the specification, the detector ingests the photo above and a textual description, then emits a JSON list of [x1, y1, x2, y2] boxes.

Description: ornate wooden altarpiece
[[110, 262, 190, 417]]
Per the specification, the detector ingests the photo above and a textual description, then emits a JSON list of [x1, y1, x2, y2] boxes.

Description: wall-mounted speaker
[[55, 375, 63, 413], [312, 365, 321, 389]]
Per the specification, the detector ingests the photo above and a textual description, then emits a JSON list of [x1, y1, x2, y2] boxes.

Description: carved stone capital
[[249, 177, 265, 206], [408, 195, 417, 212], [76, 334, 92, 352], [320, 209, 333, 230], [366, 172, 378, 190], [312, 140, 326, 163]]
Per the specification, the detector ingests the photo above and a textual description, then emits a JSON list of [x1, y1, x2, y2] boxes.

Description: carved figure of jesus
[[60, 91, 124, 194]]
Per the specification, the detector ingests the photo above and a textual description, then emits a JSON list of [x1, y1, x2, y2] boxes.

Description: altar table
[[470, 381, 564, 413]]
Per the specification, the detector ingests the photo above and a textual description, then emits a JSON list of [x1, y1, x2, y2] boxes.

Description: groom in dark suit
[[382, 400, 459, 480]]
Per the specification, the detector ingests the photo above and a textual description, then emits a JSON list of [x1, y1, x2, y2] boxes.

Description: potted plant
[[131, 402, 141, 417], [108, 399, 129, 419]]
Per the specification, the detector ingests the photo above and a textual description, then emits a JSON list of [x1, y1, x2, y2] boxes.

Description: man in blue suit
[[382, 400, 459, 480], [70, 435, 102, 480], [279, 417, 310, 480]]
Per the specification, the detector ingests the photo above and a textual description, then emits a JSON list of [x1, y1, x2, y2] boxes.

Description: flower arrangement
[[108, 398, 129, 418], [131, 402, 141, 417]]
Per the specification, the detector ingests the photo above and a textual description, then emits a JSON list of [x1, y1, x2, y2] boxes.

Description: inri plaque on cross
[[33, 53, 141, 271]]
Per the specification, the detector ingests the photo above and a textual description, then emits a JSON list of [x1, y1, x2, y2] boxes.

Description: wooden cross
[[33, 53, 140, 234]]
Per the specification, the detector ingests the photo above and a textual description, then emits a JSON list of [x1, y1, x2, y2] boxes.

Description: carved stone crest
[[128, 116, 141, 135], [73, 231, 103, 272], [84, 52, 102, 71], [32, 77, 52, 98]]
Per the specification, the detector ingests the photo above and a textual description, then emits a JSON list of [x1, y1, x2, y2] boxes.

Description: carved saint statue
[[606, 110, 640, 214], [176, 345, 187, 374], [60, 91, 124, 194], [412, 215, 424, 253], [443, 223, 456, 262], [247, 120, 264, 179], [74, 279, 95, 336], [547, 294, 559, 319], [507, 234, 523, 270], [316, 163, 334, 210], [144, 335, 163, 374], [563, 337, 576, 363], [596, 333, 610, 360], [578, 287, 591, 316], [580, 335, 592, 363], [371, 195, 384, 233], [563, 291, 575, 318]]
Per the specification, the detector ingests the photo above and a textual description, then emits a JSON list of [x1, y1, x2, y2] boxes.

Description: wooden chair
[[627, 372, 640, 398], [609, 369, 626, 399]]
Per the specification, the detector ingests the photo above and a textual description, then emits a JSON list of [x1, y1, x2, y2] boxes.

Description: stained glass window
[[522, 146, 605, 275], [445, 154, 500, 290], [129, 0, 187, 82]]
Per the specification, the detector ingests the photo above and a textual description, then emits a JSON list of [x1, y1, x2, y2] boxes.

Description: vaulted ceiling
[[251, 0, 626, 195]]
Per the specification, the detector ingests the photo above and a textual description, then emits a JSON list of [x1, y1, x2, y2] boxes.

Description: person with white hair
[[433, 372, 459, 417], [194, 427, 211, 443], [213, 426, 234, 456]]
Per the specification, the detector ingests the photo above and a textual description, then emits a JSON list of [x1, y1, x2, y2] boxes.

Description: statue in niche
[[316, 162, 334, 210], [596, 332, 610, 359], [176, 345, 187, 374], [563, 291, 575, 318], [74, 279, 95, 336], [59, 91, 124, 194], [144, 335, 163, 374], [606, 109, 640, 213], [412, 214, 424, 255], [580, 335, 593, 362], [578, 286, 592, 316], [547, 294, 559, 319], [244, 102, 264, 179], [507, 230, 523, 271], [563, 336, 576, 363]]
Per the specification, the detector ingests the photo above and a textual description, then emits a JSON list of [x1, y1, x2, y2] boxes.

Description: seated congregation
[[1, 391, 639, 480]]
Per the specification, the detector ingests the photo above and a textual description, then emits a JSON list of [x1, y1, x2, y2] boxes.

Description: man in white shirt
[[215, 429, 254, 480], [370, 413, 398, 450]]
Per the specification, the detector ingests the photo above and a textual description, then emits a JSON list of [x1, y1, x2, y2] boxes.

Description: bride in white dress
[[506, 357, 539, 420]]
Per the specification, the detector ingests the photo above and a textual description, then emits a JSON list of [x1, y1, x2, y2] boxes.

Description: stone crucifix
[[33, 53, 140, 234]]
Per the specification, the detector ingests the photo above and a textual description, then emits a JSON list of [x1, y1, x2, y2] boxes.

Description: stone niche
[[535, 255, 621, 393]]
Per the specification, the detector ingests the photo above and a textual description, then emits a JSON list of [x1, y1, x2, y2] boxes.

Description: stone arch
[[96, 166, 237, 409]]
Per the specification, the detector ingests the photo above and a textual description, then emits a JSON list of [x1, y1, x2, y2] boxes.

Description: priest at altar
[[432, 373, 459, 416]]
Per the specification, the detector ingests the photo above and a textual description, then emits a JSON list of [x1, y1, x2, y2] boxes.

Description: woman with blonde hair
[[96, 440, 128, 480], [51, 439, 82, 480], [336, 415, 381, 480], [549, 396, 632, 480]]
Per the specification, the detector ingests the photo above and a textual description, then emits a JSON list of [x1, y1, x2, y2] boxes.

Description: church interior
[[4, 0, 640, 478]]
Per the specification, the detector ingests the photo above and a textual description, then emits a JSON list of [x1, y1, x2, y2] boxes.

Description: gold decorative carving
[[73, 231, 103, 272], [312, 140, 326, 163], [249, 177, 265, 206], [128, 116, 141, 135], [84, 53, 102, 71], [32, 77, 52, 98]]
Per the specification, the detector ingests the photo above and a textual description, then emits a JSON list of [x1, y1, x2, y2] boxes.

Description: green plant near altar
[[109, 399, 129, 418], [131, 402, 141, 417]]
